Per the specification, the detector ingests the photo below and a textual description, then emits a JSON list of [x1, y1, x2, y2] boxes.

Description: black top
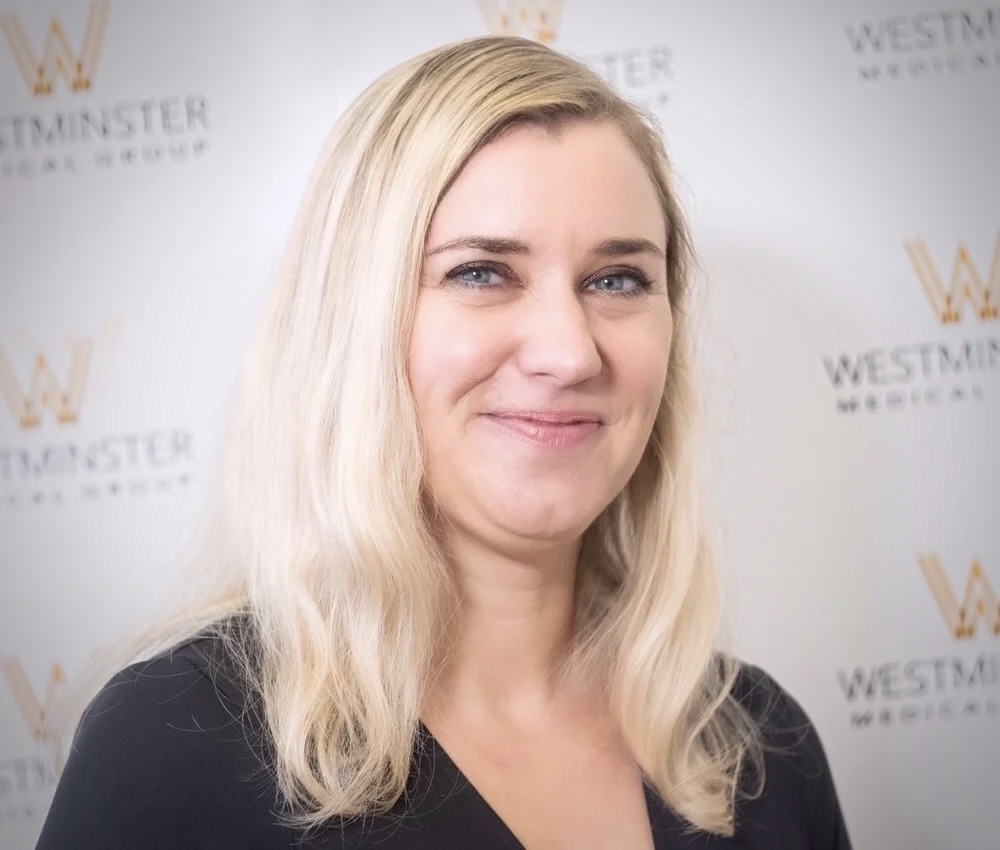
[[37, 633, 852, 849]]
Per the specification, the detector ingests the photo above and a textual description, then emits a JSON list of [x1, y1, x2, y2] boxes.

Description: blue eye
[[588, 272, 650, 296], [448, 264, 505, 288]]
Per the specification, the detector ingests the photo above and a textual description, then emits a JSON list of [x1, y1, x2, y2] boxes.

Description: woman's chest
[[463, 759, 656, 850], [417, 719, 657, 850]]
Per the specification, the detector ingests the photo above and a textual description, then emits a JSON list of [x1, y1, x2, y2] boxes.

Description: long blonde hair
[[77, 35, 761, 837]]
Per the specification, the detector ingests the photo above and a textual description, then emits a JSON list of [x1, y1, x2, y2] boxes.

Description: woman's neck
[[424, 532, 589, 727]]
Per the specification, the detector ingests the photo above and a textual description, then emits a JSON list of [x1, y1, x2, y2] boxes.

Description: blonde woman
[[37, 36, 851, 850]]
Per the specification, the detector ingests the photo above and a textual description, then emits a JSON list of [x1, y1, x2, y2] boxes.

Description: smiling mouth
[[481, 412, 603, 449]]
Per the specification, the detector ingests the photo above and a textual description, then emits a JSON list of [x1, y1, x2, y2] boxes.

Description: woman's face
[[409, 119, 672, 555]]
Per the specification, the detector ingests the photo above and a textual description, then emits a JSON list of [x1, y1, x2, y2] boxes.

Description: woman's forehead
[[426, 121, 666, 254]]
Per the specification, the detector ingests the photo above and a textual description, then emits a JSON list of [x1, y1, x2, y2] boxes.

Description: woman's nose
[[514, 285, 602, 386]]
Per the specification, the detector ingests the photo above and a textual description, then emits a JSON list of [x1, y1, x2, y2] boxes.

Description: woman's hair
[[70, 35, 762, 837]]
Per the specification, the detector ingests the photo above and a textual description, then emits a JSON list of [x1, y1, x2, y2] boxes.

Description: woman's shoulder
[[71, 624, 257, 748], [727, 658, 831, 774], [725, 659, 853, 849], [93, 624, 253, 717], [37, 624, 287, 850], [729, 659, 816, 733]]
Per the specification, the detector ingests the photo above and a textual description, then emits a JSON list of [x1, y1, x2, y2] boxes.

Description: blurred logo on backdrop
[[0, 339, 93, 428], [906, 239, 999, 325], [476, 0, 672, 115], [844, 6, 1000, 82], [0, 659, 65, 743], [822, 233, 999, 415], [0, 1, 109, 96], [0, 658, 63, 826], [837, 557, 999, 729], [920, 556, 1000, 639], [0, 2, 212, 179], [0, 322, 195, 510], [478, 0, 563, 44]]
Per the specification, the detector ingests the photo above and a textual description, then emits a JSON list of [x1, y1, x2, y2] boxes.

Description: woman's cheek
[[410, 301, 511, 417]]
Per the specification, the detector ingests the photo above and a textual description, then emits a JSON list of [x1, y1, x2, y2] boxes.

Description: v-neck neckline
[[416, 720, 668, 850]]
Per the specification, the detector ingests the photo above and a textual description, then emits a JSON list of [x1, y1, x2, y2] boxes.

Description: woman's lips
[[481, 412, 603, 449]]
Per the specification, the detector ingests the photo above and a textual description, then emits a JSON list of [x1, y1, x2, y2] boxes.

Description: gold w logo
[[919, 555, 1000, 640], [478, 0, 564, 44], [905, 235, 1000, 325], [1, 658, 66, 742], [0, 338, 95, 428], [0, 1, 109, 96]]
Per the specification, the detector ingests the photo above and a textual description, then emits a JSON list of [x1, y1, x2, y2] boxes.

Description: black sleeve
[[35, 647, 290, 850]]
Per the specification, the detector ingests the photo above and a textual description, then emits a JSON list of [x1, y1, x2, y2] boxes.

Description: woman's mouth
[[481, 411, 603, 450]]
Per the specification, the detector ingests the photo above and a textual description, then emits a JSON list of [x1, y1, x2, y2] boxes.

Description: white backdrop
[[1, 1, 997, 848]]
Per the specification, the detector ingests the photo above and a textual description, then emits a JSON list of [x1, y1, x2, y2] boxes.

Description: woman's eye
[[588, 273, 648, 296], [449, 265, 505, 288]]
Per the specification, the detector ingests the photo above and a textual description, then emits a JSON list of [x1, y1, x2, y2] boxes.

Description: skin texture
[[408, 118, 672, 850]]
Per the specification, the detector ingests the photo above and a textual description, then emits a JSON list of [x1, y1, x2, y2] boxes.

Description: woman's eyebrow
[[592, 237, 664, 259], [425, 235, 664, 259], [425, 236, 531, 257]]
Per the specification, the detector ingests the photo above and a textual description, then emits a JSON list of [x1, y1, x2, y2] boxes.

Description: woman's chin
[[483, 501, 601, 551]]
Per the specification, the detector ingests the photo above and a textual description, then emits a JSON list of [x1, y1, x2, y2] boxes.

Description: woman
[[36, 36, 851, 849]]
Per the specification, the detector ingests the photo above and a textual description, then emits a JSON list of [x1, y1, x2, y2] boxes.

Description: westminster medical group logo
[[837, 557, 1000, 729], [478, 0, 563, 43], [477, 0, 673, 115], [920, 555, 1000, 639], [0, 658, 63, 827], [843, 5, 1000, 82], [906, 238, 999, 325], [0, 659, 65, 745], [822, 233, 1000, 415], [0, 1, 109, 95], [0, 2, 211, 179], [0, 323, 196, 510]]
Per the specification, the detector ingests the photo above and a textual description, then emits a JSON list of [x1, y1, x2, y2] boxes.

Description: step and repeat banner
[[1, 1, 997, 848]]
